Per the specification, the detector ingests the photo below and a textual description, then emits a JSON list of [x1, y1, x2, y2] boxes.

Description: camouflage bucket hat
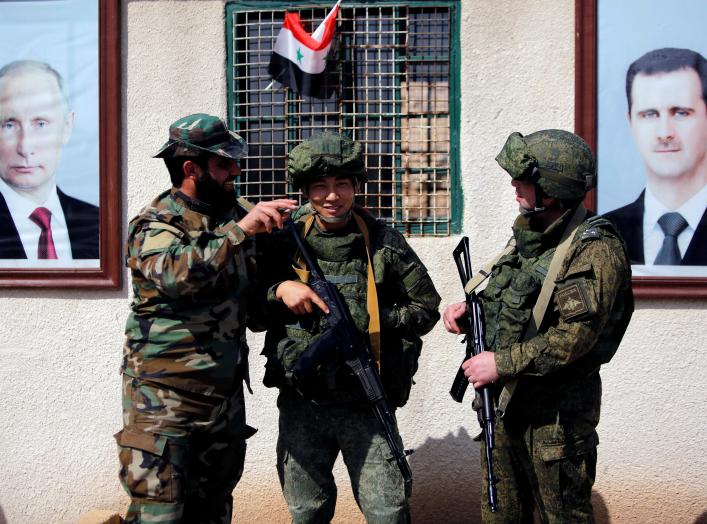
[[288, 132, 367, 189], [153, 113, 248, 159], [495, 129, 595, 200]]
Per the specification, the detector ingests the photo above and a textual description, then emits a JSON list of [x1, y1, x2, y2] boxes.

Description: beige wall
[[0, 1, 705, 523]]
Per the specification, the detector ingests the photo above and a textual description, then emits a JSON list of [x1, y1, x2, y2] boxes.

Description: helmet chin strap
[[520, 185, 566, 220], [533, 182, 546, 213], [519, 173, 546, 216]]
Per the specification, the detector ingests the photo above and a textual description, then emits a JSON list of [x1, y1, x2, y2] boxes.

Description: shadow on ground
[[407, 429, 612, 523], [408, 427, 482, 523]]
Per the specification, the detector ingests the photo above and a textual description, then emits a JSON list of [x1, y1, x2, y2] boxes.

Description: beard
[[195, 173, 234, 214]]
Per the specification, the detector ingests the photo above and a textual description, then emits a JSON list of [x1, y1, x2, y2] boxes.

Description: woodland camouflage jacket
[[122, 188, 263, 397]]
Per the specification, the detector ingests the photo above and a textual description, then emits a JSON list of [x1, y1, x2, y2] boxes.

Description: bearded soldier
[[115, 113, 296, 524], [443, 129, 633, 523], [262, 132, 441, 523]]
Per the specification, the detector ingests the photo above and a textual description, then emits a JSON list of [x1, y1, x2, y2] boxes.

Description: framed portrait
[[576, 0, 707, 298], [0, 0, 120, 288]]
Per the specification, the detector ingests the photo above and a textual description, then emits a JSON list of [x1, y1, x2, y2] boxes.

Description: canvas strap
[[292, 213, 382, 369], [495, 204, 588, 418], [463, 238, 517, 295]]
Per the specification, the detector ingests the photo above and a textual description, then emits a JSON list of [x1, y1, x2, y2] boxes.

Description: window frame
[[225, 0, 462, 235]]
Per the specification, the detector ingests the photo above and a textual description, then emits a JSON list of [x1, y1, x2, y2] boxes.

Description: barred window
[[226, 1, 460, 235]]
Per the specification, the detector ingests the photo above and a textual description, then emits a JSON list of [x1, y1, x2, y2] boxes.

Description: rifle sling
[[463, 239, 517, 295], [292, 213, 382, 370]]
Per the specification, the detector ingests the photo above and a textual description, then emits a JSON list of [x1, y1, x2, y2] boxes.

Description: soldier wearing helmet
[[116, 113, 296, 524], [262, 132, 441, 523], [443, 129, 633, 523]]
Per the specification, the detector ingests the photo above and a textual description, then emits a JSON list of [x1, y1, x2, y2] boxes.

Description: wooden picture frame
[[575, 0, 707, 298], [0, 0, 121, 288]]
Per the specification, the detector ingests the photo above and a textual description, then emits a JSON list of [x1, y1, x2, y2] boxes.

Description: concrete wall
[[0, 1, 705, 523]]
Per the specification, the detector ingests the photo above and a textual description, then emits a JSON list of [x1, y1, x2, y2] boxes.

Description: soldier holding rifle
[[443, 129, 633, 523], [262, 132, 440, 524]]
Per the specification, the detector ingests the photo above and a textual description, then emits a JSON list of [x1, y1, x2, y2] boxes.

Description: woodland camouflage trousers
[[115, 375, 256, 524]]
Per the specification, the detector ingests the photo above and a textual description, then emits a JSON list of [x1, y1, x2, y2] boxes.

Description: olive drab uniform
[[116, 114, 257, 524], [474, 130, 634, 523], [479, 210, 633, 523], [262, 203, 441, 524]]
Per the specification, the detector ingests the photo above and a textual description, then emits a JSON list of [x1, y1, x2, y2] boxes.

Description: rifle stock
[[450, 236, 498, 513]]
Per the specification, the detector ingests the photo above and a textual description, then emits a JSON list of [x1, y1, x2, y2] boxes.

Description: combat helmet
[[288, 132, 367, 190], [495, 129, 595, 201]]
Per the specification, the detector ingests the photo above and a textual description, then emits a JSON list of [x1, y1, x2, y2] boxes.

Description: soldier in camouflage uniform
[[115, 113, 297, 524], [443, 130, 634, 523], [261, 132, 441, 524]]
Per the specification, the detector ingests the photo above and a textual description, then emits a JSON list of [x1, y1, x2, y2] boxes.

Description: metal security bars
[[226, 1, 460, 235]]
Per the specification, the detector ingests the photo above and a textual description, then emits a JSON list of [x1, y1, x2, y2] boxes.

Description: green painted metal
[[225, 0, 461, 236]]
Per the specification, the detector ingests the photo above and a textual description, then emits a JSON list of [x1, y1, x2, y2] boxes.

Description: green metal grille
[[227, 1, 460, 235]]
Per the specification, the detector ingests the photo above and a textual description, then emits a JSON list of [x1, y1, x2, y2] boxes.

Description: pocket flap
[[538, 433, 598, 462], [538, 440, 568, 462], [114, 429, 168, 456]]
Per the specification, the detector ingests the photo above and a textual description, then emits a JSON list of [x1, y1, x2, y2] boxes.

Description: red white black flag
[[268, 1, 341, 99]]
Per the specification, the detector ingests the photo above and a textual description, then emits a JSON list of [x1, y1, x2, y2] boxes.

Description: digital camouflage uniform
[[116, 114, 260, 524], [262, 133, 441, 524], [477, 130, 633, 523]]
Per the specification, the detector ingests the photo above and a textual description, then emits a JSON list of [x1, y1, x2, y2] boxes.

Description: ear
[[182, 159, 201, 180], [178, 161, 199, 197], [62, 111, 75, 145]]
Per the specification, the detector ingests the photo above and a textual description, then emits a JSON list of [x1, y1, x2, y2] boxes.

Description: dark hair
[[626, 48, 707, 113], [164, 155, 209, 187]]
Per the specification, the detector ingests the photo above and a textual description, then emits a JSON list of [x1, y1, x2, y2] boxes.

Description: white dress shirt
[[643, 182, 707, 264], [0, 177, 73, 260]]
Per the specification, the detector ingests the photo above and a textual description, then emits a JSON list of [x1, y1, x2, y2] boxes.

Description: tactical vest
[[267, 208, 434, 408], [481, 248, 553, 352], [274, 219, 370, 397], [481, 213, 632, 376]]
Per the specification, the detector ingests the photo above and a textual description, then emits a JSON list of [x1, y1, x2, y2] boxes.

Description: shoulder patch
[[556, 281, 590, 321]]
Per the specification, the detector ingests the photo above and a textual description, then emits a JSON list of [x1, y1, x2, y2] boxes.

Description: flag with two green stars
[[268, 0, 341, 99]]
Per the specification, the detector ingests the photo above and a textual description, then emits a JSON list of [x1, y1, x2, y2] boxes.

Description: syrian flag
[[268, 0, 341, 99]]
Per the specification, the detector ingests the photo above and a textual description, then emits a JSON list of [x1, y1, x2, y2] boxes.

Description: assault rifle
[[286, 218, 413, 496], [449, 236, 498, 513]]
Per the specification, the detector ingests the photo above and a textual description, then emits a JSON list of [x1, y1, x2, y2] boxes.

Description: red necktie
[[29, 207, 58, 259]]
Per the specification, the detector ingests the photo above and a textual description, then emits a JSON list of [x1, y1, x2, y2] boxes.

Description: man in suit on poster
[[604, 47, 707, 266], [0, 59, 98, 260]]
